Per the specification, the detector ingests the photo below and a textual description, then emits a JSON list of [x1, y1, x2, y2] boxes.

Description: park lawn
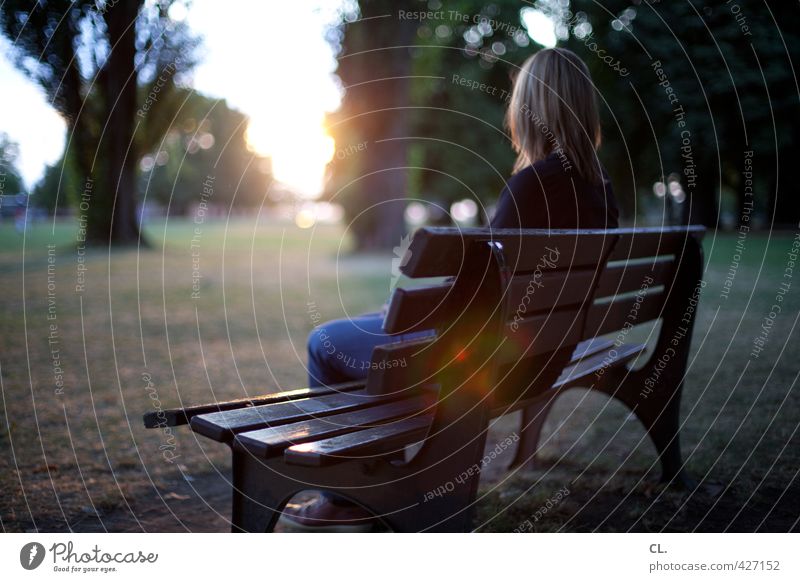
[[1, 218, 798, 532], [0, 216, 390, 531]]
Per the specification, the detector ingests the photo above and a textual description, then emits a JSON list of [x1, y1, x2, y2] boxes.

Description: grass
[[0, 217, 798, 532]]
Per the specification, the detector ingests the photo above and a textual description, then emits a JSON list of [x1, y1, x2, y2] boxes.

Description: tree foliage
[[551, 0, 800, 226], [0, 133, 25, 198], [406, 1, 536, 223]]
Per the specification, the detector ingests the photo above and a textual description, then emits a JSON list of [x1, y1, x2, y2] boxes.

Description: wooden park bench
[[143, 225, 706, 532]]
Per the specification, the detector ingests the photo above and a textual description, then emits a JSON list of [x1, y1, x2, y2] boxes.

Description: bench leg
[[231, 450, 299, 532], [508, 395, 557, 471], [633, 388, 689, 485], [231, 458, 480, 532], [600, 369, 693, 488]]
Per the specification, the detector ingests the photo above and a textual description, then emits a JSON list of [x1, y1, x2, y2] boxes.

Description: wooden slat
[[365, 336, 615, 397], [384, 268, 598, 337], [284, 342, 647, 467], [499, 308, 584, 364], [505, 268, 596, 315], [554, 342, 646, 389], [606, 226, 705, 262], [400, 227, 467, 278], [383, 283, 451, 334], [571, 337, 615, 360], [401, 226, 704, 277], [595, 258, 674, 297], [489, 342, 646, 417], [401, 227, 615, 277], [365, 337, 438, 395], [284, 345, 645, 467], [233, 395, 433, 458], [142, 380, 364, 428], [283, 416, 432, 467], [500, 235, 612, 276], [189, 389, 398, 443], [584, 290, 666, 338]]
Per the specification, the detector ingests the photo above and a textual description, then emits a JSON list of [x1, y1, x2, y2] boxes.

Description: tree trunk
[[89, 0, 143, 246], [335, 1, 416, 252]]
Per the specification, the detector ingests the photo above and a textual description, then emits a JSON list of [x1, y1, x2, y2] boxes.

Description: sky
[[0, 2, 555, 197], [0, 38, 66, 189]]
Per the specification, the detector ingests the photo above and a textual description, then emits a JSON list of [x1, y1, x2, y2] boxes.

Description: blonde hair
[[506, 48, 602, 184]]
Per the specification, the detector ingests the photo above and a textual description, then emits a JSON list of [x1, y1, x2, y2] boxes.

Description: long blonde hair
[[506, 48, 602, 184]]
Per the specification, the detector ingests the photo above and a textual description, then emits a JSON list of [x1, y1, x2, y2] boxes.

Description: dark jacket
[[491, 152, 619, 230]]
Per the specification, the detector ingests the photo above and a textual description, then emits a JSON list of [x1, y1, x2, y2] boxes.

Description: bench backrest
[[368, 226, 705, 400]]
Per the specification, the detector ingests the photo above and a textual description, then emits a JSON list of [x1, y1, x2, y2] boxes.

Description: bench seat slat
[[142, 380, 365, 428], [554, 342, 645, 389], [233, 394, 434, 458], [489, 343, 646, 416], [190, 389, 398, 443], [571, 337, 615, 360], [285, 342, 646, 467], [284, 416, 433, 467]]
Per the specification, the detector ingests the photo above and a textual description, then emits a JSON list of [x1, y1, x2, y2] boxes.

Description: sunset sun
[[245, 115, 335, 198]]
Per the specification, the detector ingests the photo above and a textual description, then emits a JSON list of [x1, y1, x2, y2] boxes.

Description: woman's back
[[492, 152, 619, 230]]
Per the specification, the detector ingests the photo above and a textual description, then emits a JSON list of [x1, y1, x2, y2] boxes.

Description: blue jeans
[[306, 312, 433, 387]]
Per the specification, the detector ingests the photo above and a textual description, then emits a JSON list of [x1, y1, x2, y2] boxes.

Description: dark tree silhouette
[[326, 0, 417, 251], [555, 0, 800, 227], [0, 0, 200, 245]]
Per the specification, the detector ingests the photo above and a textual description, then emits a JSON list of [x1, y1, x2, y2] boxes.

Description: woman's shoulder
[[512, 153, 572, 183], [504, 155, 565, 195]]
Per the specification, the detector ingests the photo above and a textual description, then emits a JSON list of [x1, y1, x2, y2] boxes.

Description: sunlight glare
[[245, 115, 335, 198], [186, 0, 343, 199], [521, 9, 558, 48], [294, 206, 316, 229]]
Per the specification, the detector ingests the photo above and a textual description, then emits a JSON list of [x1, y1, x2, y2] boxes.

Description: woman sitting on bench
[[283, 47, 620, 532]]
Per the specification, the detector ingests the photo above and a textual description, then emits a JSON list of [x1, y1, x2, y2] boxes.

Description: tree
[[0, 0, 200, 245], [325, 0, 417, 251], [32, 155, 80, 216], [0, 133, 25, 198], [330, 1, 799, 231]]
